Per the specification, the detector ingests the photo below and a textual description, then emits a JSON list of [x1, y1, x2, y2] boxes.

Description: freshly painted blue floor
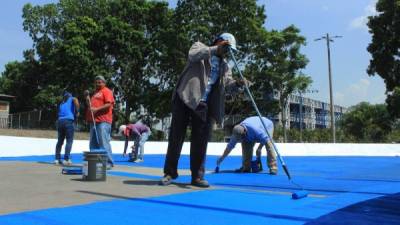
[[1, 153, 400, 224]]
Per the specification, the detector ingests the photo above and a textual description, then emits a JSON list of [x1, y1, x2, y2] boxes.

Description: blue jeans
[[55, 119, 75, 160], [133, 131, 151, 159], [90, 122, 114, 165]]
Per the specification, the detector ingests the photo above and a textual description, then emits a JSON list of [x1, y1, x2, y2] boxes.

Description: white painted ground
[[1, 135, 399, 157]]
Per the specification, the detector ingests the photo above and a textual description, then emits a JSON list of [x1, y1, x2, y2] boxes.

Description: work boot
[[269, 168, 278, 175], [191, 178, 210, 188], [159, 175, 173, 186], [128, 156, 137, 162], [234, 167, 251, 173]]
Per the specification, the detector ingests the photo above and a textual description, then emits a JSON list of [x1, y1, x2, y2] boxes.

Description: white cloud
[[349, 78, 370, 96], [334, 78, 385, 107], [349, 16, 368, 30], [348, 0, 378, 31]]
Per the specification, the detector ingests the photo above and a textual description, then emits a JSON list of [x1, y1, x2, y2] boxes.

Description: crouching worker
[[216, 116, 278, 175], [119, 122, 151, 163]]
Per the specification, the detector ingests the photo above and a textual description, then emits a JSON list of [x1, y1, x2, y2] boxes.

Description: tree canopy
[[367, 0, 400, 118], [0, 0, 310, 132], [340, 102, 393, 142], [245, 26, 311, 141]]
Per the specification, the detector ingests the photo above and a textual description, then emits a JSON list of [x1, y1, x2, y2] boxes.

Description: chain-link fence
[[1, 110, 88, 130], [0, 117, 9, 128], [7, 111, 47, 129]]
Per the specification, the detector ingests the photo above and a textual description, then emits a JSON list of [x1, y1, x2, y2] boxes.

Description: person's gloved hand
[[216, 40, 230, 56], [236, 78, 252, 87], [195, 101, 208, 122]]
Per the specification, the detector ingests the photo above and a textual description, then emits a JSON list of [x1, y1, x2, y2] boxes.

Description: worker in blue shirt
[[54, 90, 80, 165], [217, 116, 278, 175]]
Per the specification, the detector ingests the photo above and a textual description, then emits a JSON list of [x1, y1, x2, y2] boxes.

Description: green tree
[[96, 0, 174, 123], [174, 0, 266, 54], [165, 0, 271, 135], [340, 102, 393, 142], [367, 0, 400, 118], [0, 50, 47, 112], [1, 0, 315, 137], [21, 2, 111, 109], [19, 0, 175, 126], [170, 0, 267, 89], [246, 26, 311, 142]]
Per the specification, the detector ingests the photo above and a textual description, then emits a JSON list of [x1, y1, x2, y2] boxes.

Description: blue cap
[[63, 91, 72, 97]]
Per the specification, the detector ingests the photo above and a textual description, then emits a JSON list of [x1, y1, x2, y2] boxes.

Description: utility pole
[[315, 33, 342, 143]]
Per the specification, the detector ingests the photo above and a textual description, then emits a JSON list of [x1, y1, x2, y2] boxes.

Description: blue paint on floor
[[0, 189, 322, 225], [2, 154, 400, 175], [1, 153, 400, 224], [306, 192, 400, 225]]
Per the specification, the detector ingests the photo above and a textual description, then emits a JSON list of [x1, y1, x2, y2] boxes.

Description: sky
[[0, 0, 385, 107]]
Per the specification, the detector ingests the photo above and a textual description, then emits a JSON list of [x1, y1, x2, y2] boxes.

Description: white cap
[[118, 125, 127, 135], [218, 33, 237, 50]]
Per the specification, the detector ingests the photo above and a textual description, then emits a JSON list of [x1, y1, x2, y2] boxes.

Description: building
[[0, 94, 15, 128], [284, 93, 347, 130], [224, 91, 347, 131]]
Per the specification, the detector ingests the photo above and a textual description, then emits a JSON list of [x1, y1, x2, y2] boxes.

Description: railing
[[2, 110, 60, 129]]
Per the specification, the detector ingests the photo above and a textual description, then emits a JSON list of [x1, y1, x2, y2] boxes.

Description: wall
[[1, 135, 400, 157]]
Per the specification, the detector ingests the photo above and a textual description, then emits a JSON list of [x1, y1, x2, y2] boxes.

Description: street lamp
[[315, 33, 342, 143]]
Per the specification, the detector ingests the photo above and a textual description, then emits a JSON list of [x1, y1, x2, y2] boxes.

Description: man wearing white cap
[[119, 122, 151, 162], [160, 33, 247, 187]]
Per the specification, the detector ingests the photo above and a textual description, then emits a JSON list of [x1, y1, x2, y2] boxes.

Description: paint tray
[[62, 166, 83, 175]]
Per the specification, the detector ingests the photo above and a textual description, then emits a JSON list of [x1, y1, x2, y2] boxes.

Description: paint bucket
[[82, 150, 107, 181]]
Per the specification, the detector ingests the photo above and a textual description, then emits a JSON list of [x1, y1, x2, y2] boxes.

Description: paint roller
[[292, 190, 309, 199], [229, 48, 308, 200]]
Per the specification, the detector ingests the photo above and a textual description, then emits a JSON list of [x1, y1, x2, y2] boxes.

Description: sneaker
[[62, 159, 72, 166], [134, 159, 143, 163], [54, 160, 61, 165], [159, 175, 173, 186], [191, 178, 210, 188], [128, 157, 137, 162], [234, 167, 251, 173]]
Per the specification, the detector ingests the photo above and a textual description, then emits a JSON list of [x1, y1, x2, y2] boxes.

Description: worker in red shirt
[[85, 75, 115, 167]]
